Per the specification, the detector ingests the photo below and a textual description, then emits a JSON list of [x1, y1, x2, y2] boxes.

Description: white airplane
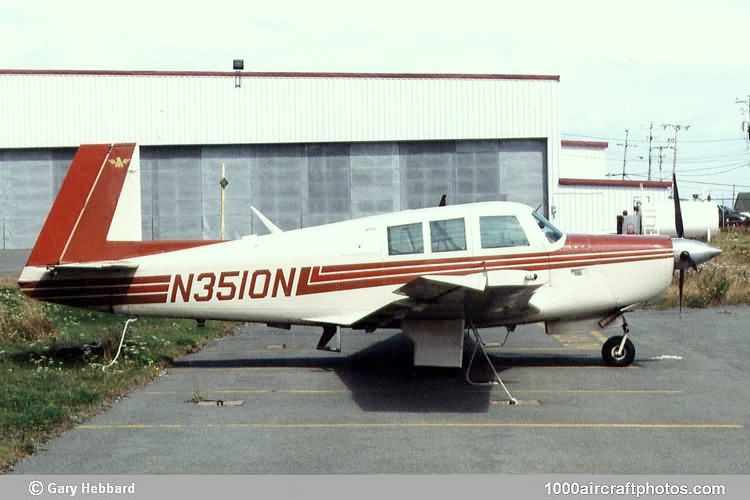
[[18, 144, 721, 403]]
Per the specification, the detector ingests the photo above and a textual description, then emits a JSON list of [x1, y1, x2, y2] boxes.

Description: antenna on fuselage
[[438, 194, 447, 207], [250, 206, 283, 234]]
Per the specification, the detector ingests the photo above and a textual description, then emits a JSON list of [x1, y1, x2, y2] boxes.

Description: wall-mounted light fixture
[[233, 59, 244, 88]]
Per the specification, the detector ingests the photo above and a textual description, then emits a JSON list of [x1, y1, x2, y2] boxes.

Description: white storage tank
[[641, 199, 719, 239]]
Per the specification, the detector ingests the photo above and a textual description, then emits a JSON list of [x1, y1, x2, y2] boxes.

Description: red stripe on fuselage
[[311, 250, 671, 282], [296, 252, 673, 295], [561, 234, 672, 253]]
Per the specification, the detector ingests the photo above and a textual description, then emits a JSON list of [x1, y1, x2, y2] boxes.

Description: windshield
[[532, 211, 563, 243]]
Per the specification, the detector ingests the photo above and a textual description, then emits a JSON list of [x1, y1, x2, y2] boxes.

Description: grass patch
[[649, 231, 750, 308], [0, 284, 232, 472]]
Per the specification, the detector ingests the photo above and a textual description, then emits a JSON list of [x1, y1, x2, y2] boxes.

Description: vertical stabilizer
[[107, 145, 142, 241], [25, 144, 112, 266]]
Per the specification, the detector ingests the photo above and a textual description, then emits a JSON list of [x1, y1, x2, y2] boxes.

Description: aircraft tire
[[602, 336, 635, 367]]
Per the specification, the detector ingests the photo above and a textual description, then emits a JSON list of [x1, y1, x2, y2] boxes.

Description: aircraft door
[[473, 214, 550, 287]]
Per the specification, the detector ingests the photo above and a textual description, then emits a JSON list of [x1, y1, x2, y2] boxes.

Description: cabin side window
[[387, 222, 424, 255], [429, 218, 467, 253], [479, 215, 530, 248]]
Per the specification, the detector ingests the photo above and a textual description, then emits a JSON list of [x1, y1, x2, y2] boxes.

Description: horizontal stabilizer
[[49, 261, 139, 271]]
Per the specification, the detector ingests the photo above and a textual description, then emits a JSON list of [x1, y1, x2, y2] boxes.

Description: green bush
[[695, 266, 731, 306], [0, 301, 57, 345]]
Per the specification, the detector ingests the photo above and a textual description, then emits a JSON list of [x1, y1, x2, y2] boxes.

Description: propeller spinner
[[671, 174, 722, 311]]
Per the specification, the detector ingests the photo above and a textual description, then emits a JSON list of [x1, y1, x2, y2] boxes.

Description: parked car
[[718, 205, 750, 227]]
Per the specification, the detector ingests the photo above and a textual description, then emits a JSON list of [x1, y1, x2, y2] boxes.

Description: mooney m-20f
[[19, 144, 720, 402]]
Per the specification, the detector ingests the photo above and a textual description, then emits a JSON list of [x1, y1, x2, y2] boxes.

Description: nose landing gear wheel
[[602, 335, 635, 367]]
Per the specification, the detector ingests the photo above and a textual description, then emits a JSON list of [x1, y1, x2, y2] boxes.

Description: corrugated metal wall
[[0, 74, 559, 148], [553, 185, 669, 234], [0, 148, 74, 249], [559, 146, 607, 179]]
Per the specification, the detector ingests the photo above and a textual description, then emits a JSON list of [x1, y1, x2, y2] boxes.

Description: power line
[[647, 122, 654, 180], [674, 163, 749, 176], [565, 153, 749, 172], [625, 173, 750, 188]]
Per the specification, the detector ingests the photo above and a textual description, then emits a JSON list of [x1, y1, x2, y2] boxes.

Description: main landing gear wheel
[[602, 335, 635, 367]]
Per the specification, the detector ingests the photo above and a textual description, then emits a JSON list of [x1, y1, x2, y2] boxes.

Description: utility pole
[[662, 123, 690, 175], [219, 163, 229, 240], [736, 94, 750, 141], [647, 122, 654, 180], [653, 145, 673, 181], [619, 129, 630, 180]]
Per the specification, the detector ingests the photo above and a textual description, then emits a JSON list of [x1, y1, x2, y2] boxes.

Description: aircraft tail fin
[[25, 143, 141, 267]]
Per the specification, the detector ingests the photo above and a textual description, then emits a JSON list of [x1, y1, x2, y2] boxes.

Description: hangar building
[[1, 69, 675, 250], [0, 69, 559, 250]]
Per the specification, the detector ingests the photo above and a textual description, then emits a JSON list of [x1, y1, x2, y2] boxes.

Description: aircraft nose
[[672, 238, 722, 268]]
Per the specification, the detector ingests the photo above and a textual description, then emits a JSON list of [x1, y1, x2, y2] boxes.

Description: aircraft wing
[[304, 270, 542, 328]]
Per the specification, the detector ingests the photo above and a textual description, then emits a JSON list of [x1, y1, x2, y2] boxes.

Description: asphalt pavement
[[12, 306, 750, 473]]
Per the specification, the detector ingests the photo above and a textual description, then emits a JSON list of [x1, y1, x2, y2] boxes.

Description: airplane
[[18, 143, 721, 403]]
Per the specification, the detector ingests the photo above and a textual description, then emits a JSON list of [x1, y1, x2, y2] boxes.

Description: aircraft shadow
[[486, 353, 606, 368], [172, 332, 608, 413], [173, 334, 494, 412]]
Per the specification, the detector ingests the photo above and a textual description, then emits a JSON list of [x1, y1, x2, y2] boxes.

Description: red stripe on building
[[559, 178, 672, 189], [561, 139, 609, 149], [0, 69, 560, 81]]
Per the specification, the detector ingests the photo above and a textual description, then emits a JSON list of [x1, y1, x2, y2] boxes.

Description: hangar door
[[140, 138, 548, 240], [0, 139, 547, 248]]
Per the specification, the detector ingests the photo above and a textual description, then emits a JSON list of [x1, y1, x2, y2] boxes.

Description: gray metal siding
[[0, 148, 74, 249]]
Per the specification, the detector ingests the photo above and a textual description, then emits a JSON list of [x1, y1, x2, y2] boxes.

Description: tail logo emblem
[[108, 157, 130, 169]]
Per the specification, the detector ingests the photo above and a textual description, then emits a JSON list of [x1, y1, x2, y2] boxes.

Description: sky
[[2, 0, 749, 203]]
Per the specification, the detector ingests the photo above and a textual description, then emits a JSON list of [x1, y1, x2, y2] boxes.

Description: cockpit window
[[532, 211, 563, 243], [479, 216, 529, 248]]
